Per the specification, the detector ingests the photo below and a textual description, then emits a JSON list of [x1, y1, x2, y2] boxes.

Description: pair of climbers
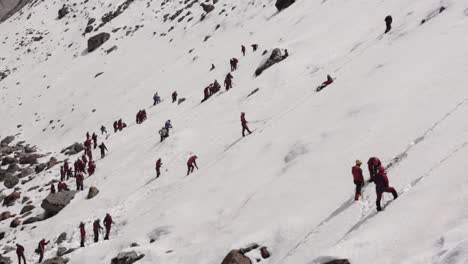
[[202, 80, 221, 102], [351, 157, 398, 211], [50, 182, 69, 193], [113, 119, 127, 132], [136, 109, 147, 124], [230, 58, 239, 71], [159, 120, 172, 142], [15, 239, 49, 264]]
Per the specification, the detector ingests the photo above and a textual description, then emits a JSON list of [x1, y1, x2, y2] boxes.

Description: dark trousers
[[105, 226, 111, 240], [39, 251, 44, 263], [385, 23, 392, 33], [354, 180, 363, 200], [187, 164, 195, 175], [376, 187, 398, 210], [17, 254, 26, 264], [242, 125, 252, 137]]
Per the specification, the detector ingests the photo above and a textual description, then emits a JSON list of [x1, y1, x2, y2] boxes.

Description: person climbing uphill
[[375, 166, 398, 211], [352, 160, 365, 201]]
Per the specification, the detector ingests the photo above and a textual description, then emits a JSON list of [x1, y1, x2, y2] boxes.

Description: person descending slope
[[104, 213, 113, 240], [241, 112, 252, 137], [351, 160, 365, 201], [99, 142, 108, 158], [38, 239, 49, 263], [79, 222, 86, 247], [93, 219, 104, 242], [375, 166, 398, 211], [187, 155, 198, 176], [252, 44, 258, 52], [367, 157, 381, 182], [172, 91, 178, 103], [165, 120, 173, 130], [153, 92, 161, 105], [100, 125, 107, 135], [92, 133, 98, 149], [155, 158, 162, 178], [225, 73, 233, 91], [230, 58, 239, 71], [16, 244, 26, 264], [385, 15, 393, 34], [50, 183, 56, 194], [76, 172, 84, 191], [241, 45, 246, 56], [159, 127, 169, 142]]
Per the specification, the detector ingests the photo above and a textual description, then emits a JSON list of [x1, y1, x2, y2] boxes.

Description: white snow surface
[[1, 0, 468, 263]]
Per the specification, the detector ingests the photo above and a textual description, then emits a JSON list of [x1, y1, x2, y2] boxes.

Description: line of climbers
[[352, 157, 398, 211]]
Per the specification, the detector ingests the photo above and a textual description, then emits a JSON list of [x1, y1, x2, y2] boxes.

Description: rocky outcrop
[[41, 191, 77, 216], [87, 32, 110, 52], [1, 156, 16, 166], [3, 174, 18, 188], [20, 167, 34, 178], [255, 48, 289, 76], [0, 211, 12, 221], [20, 205, 34, 214], [0, 136, 14, 147], [35, 163, 47, 173], [111, 251, 145, 264], [61, 143, 84, 155], [9, 217, 21, 228], [0, 254, 12, 264], [57, 5, 69, 19], [87, 187, 99, 199], [19, 154, 40, 165], [201, 3, 214, 13], [3, 192, 20, 206], [42, 257, 67, 264], [221, 250, 252, 264], [275, 0, 295, 11], [23, 215, 45, 225], [47, 157, 58, 169]]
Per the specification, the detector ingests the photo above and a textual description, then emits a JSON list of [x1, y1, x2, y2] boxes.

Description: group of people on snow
[[136, 109, 147, 124], [352, 157, 398, 211]]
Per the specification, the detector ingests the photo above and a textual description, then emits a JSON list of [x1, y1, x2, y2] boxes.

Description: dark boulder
[[23, 215, 45, 225], [42, 257, 67, 264], [3, 192, 20, 206], [19, 154, 40, 165], [4, 174, 19, 189], [0, 211, 12, 221], [201, 3, 215, 13], [323, 260, 351, 264], [55, 232, 67, 244], [20, 205, 35, 214], [0, 136, 14, 147], [220, 250, 252, 264], [61, 143, 84, 155], [58, 5, 69, 19], [111, 251, 145, 264], [35, 163, 47, 173], [5, 163, 20, 174], [47, 157, 58, 169], [87, 187, 99, 199], [20, 167, 34, 178], [1, 156, 17, 166], [255, 48, 289, 76], [10, 218, 21, 228], [0, 255, 12, 264], [41, 191, 77, 216], [275, 0, 295, 11], [87, 33, 111, 52]]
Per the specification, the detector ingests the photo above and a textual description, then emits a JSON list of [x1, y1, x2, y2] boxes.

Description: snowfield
[[1, 0, 468, 263]]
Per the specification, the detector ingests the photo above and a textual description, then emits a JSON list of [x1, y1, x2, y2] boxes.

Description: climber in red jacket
[[155, 158, 162, 178], [187, 155, 198, 175], [76, 173, 84, 191], [367, 157, 382, 182], [79, 222, 86, 247], [241, 112, 252, 137], [351, 160, 365, 201], [38, 239, 49, 263], [375, 166, 398, 211], [88, 160, 96, 175], [16, 244, 26, 264], [104, 213, 113, 240]]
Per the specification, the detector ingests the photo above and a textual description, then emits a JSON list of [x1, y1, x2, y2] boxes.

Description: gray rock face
[[1, 156, 16, 166], [47, 157, 58, 169], [200, 3, 214, 13], [0, 254, 12, 264], [3, 174, 19, 189], [87, 33, 111, 52], [35, 163, 47, 173], [23, 215, 44, 225], [5, 163, 19, 174], [0, 136, 14, 147], [55, 232, 67, 244], [255, 48, 289, 76], [0, 169, 6, 181], [42, 257, 66, 264], [19, 154, 40, 165], [20, 205, 35, 214], [3, 191, 20, 206], [20, 167, 34, 178], [111, 251, 145, 264], [41, 191, 77, 216], [275, 0, 295, 11], [61, 143, 84, 155], [87, 187, 99, 199], [220, 250, 252, 264]]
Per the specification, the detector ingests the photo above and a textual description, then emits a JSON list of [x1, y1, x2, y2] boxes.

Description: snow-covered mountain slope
[[1, 0, 468, 263]]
